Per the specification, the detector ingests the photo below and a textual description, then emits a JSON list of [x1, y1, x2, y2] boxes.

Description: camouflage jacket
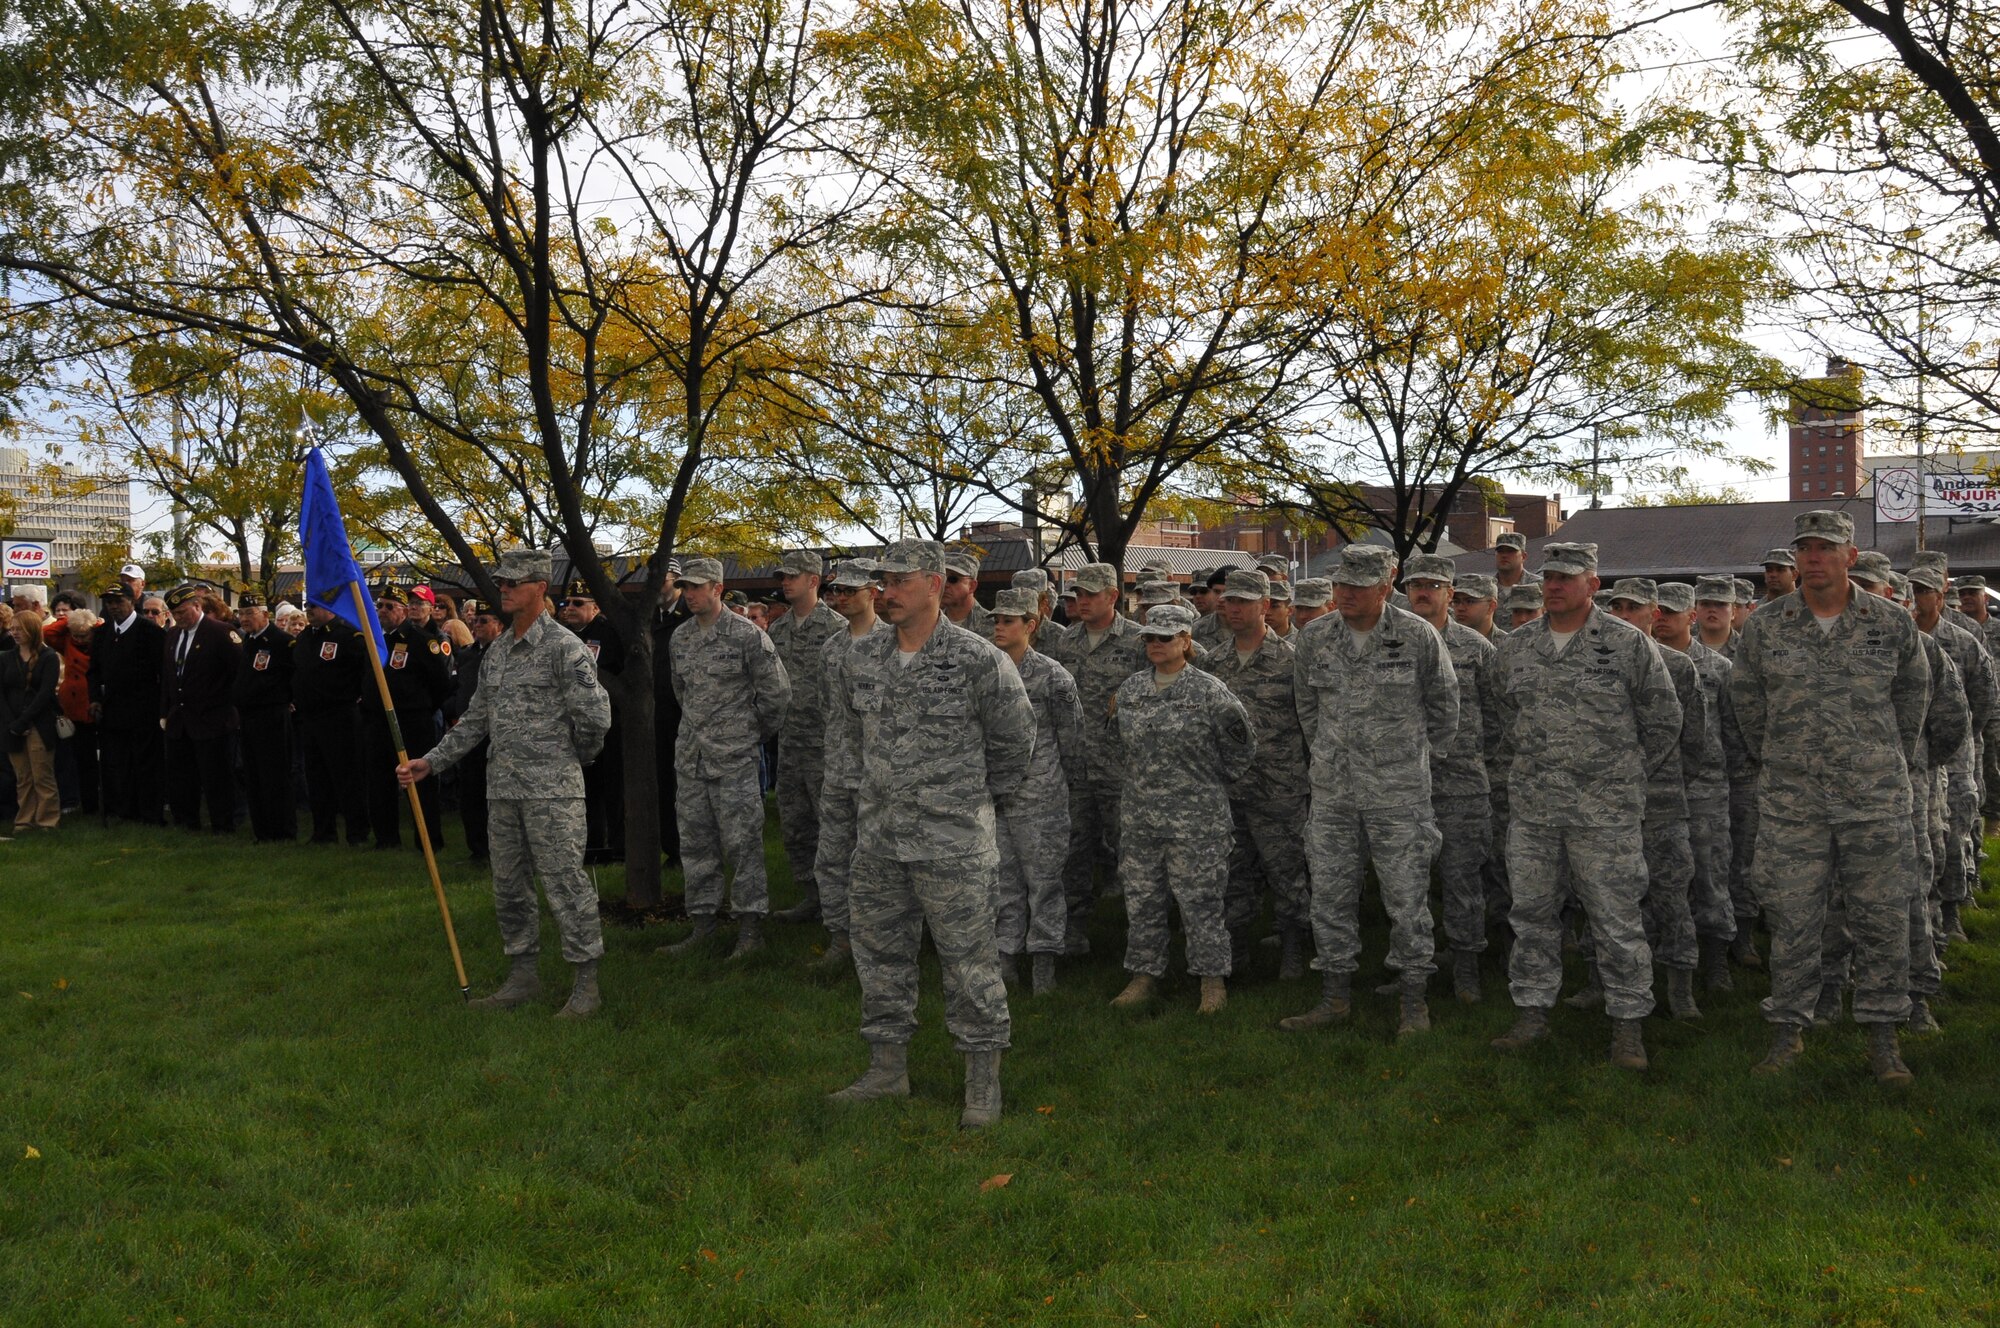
[[425, 613, 611, 799], [1646, 642, 1703, 825], [1435, 619, 1501, 799], [1044, 613, 1149, 787], [1495, 608, 1682, 829], [1199, 628, 1307, 804], [819, 621, 889, 791], [833, 615, 1035, 865], [1008, 647, 1084, 798], [1917, 630, 1970, 776], [1930, 617, 1999, 765], [766, 600, 845, 750], [1728, 587, 1930, 824], [1115, 666, 1256, 838], [669, 609, 791, 778], [948, 602, 997, 642], [1293, 604, 1458, 809], [1682, 639, 1742, 801], [1192, 610, 1230, 653]]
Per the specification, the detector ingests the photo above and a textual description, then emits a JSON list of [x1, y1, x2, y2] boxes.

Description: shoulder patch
[[228, 631, 242, 644], [428, 639, 443, 655]]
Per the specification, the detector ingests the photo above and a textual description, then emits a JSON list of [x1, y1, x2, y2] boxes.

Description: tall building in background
[[1790, 356, 1865, 500], [0, 446, 134, 568]]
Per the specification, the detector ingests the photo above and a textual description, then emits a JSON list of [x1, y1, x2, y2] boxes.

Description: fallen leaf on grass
[[1777, 1157, 1793, 1168], [23, 1146, 40, 1159], [1036, 1105, 1054, 1116], [16, 992, 31, 1000], [980, 1173, 1012, 1193], [53, 978, 67, 991], [699, 1248, 717, 1262]]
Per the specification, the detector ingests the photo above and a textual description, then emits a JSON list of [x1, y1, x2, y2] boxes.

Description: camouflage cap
[[943, 547, 982, 578], [1136, 580, 1178, 606], [1292, 578, 1332, 607], [1607, 577, 1658, 605], [676, 555, 724, 586], [1331, 544, 1396, 586], [496, 548, 553, 583], [1072, 563, 1119, 594], [1504, 583, 1544, 611], [1907, 564, 1947, 593], [1184, 566, 1213, 587], [1592, 590, 1613, 609], [1540, 542, 1599, 576], [1137, 603, 1196, 638], [1888, 571, 1913, 600], [1792, 509, 1854, 546], [1139, 556, 1173, 575], [778, 549, 823, 577], [1851, 550, 1893, 585], [1494, 532, 1527, 552], [1957, 574, 1990, 592], [876, 539, 945, 576], [1256, 553, 1290, 575], [827, 559, 877, 589], [1732, 578, 1757, 604], [1220, 568, 1271, 600], [1267, 580, 1293, 604], [1133, 568, 1166, 585], [1761, 548, 1797, 569], [993, 587, 1039, 617], [1011, 568, 1050, 594], [1656, 582, 1694, 613], [1454, 573, 1497, 601], [1693, 575, 1736, 604], [1402, 552, 1455, 585]]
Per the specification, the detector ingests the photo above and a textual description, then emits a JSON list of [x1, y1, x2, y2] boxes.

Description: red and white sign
[[1875, 469, 2000, 523], [1, 540, 52, 577]]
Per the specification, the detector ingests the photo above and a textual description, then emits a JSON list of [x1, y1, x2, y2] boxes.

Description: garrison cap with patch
[[993, 587, 1039, 617], [1494, 532, 1527, 552], [164, 584, 204, 609], [1453, 573, 1497, 601], [1693, 575, 1736, 603], [464, 597, 498, 617], [563, 578, 595, 601], [1957, 575, 1989, 592], [1762, 548, 1797, 569], [1221, 568, 1271, 600], [876, 539, 946, 575], [1011, 568, 1050, 594], [1907, 564, 1947, 593], [1656, 582, 1694, 613], [1138, 603, 1196, 637], [676, 555, 724, 585], [1402, 553, 1455, 585], [1792, 509, 1855, 545], [1137, 580, 1178, 606], [1504, 583, 1544, 610], [1331, 544, 1396, 586], [828, 559, 877, 589], [372, 583, 410, 605], [943, 547, 982, 578], [1540, 542, 1599, 576], [497, 548, 553, 582], [238, 594, 265, 609], [1608, 577, 1658, 605], [1292, 578, 1332, 607], [98, 583, 131, 601], [779, 549, 824, 577], [1072, 563, 1119, 594], [1852, 550, 1893, 584]]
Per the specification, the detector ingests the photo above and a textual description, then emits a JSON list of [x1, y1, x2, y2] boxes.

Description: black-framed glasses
[[562, 598, 592, 607]]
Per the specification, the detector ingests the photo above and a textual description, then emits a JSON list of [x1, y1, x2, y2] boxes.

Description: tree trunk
[[611, 638, 663, 909]]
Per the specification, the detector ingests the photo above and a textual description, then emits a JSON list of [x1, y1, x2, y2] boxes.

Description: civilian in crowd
[[141, 596, 169, 627], [3, 608, 64, 832], [48, 606, 99, 815]]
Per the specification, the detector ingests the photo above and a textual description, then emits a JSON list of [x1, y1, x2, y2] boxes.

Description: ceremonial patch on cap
[[1331, 545, 1395, 586], [164, 584, 202, 609], [1138, 603, 1196, 637], [238, 594, 265, 609], [1540, 542, 1599, 576], [1792, 509, 1854, 546], [373, 584, 410, 606], [564, 578, 595, 601], [1402, 553, 1455, 585], [99, 583, 130, 600]]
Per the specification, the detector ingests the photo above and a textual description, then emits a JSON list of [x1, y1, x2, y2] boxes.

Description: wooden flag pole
[[350, 581, 470, 1000]]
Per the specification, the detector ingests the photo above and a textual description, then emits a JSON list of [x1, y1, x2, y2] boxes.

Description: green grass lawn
[[4, 811, 1999, 1326]]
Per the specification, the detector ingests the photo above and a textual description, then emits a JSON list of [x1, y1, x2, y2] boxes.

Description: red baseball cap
[[411, 585, 436, 604]]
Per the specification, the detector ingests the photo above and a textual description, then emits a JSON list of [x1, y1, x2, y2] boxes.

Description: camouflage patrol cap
[[1907, 564, 1947, 593], [1761, 548, 1797, 569], [1792, 509, 1854, 546], [1072, 563, 1119, 594], [1504, 583, 1544, 611], [1184, 566, 1213, 588], [1494, 532, 1527, 552], [496, 548, 553, 583], [1852, 550, 1893, 585], [1957, 574, 1989, 592], [1656, 582, 1694, 613], [1889, 571, 1913, 601], [1454, 574, 1497, 601], [1608, 577, 1659, 605], [1139, 556, 1173, 575], [1256, 553, 1290, 576], [1136, 580, 1178, 606], [1011, 568, 1050, 594], [1137, 603, 1196, 638], [778, 549, 823, 577], [1912, 549, 1949, 572], [876, 539, 945, 576], [993, 587, 1039, 617], [1732, 578, 1757, 604], [1331, 544, 1396, 586], [676, 556, 724, 586], [1133, 568, 1166, 585], [1540, 542, 1599, 576], [1402, 553, 1455, 585], [1591, 590, 1613, 609], [827, 559, 876, 589], [1220, 568, 1271, 600], [1292, 578, 1332, 607], [1267, 580, 1292, 604], [1693, 575, 1735, 604], [943, 547, 982, 578]]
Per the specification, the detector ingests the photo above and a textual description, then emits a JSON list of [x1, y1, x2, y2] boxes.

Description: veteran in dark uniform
[[560, 577, 626, 863], [89, 582, 167, 824], [234, 594, 297, 841], [292, 602, 371, 845], [361, 583, 452, 849], [160, 583, 243, 833]]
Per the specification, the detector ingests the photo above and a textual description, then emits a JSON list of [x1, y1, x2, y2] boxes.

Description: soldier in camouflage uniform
[[990, 587, 1083, 995], [766, 550, 846, 926], [1201, 568, 1313, 978], [1110, 604, 1258, 1013], [1903, 558, 1996, 953], [401, 549, 613, 1019], [1452, 573, 1503, 642], [826, 539, 1035, 1130], [1953, 573, 2000, 818], [1291, 578, 1333, 628], [1044, 563, 1150, 955], [1193, 569, 1233, 652], [1280, 544, 1457, 1039], [1489, 543, 1681, 1072], [1729, 511, 1929, 1085], [1011, 567, 1055, 634], [659, 556, 793, 959], [1403, 554, 1502, 1003], [942, 547, 996, 640], [811, 559, 888, 976], [1503, 582, 1543, 630], [1761, 549, 1798, 604], [1455, 572, 1514, 924], [1695, 574, 1763, 970]]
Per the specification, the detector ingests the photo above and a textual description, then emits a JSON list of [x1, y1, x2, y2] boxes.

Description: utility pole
[[1913, 228, 1928, 553], [1589, 423, 1603, 509]]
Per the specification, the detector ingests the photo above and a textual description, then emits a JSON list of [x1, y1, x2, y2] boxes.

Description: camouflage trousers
[[1822, 799, 1941, 999], [814, 782, 860, 936], [774, 742, 825, 897], [1482, 787, 1512, 929], [995, 780, 1071, 956], [1120, 832, 1231, 978], [849, 851, 1010, 1053], [1983, 738, 2000, 819], [677, 756, 769, 918], [1728, 774, 1761, 923], [1942, 766, 1979, 904], [1225, 795, 1310, 943], [1506, 820, 1654, 1019], [1687, 795, 1736, 942], [1755, 814, 1914, 1028], [1640, 816, 1698, 970], [1433, 795, 1494, 955], [1062, 781, 1122, 943], [1305, 798, 1442, 983], [488, 797, 604, 964]]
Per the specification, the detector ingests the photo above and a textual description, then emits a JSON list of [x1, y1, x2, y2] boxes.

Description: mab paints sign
[[1, 539, 53, 577], [1875, 469, 2000, 523]]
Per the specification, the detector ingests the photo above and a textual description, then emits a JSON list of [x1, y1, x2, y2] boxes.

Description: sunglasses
[[945, 572, 971, 585], [561, 598, 593, 607], [494, 578, 521, 590]]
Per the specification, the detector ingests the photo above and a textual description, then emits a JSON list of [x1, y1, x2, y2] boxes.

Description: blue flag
[[299, 447, 388, 664]]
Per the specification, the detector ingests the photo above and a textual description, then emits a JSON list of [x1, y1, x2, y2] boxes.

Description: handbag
[[56, 715, 77, 740]]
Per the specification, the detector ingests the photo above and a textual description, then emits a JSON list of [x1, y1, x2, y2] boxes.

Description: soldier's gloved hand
[[397, 758, 431, 787]]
